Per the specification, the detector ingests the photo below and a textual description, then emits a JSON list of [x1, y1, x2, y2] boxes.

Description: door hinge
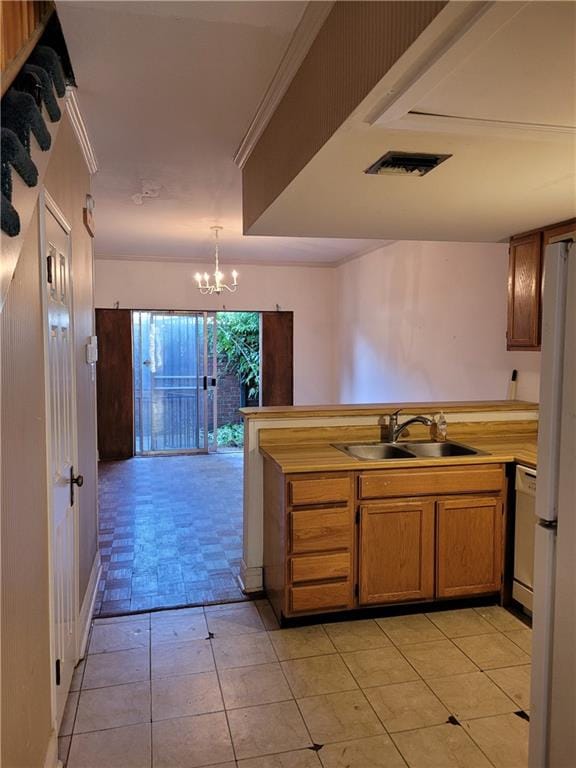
[[355, 510, 360, 524], [354, 584, 359, 598], [46, 254, 53, 284], [55, 658, 61, 686]]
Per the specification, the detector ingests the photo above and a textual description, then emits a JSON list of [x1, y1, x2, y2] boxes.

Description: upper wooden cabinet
[[507, 218, 576, 351], [507, 231, 543, 350]]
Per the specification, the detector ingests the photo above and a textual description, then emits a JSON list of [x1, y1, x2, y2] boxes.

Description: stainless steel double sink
[[332, 440, 487, 461]]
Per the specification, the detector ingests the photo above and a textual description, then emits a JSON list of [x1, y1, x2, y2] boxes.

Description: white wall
[[95, 241, 542, 408], [94, 259, 336, 404], [334, 241, 541, 403]]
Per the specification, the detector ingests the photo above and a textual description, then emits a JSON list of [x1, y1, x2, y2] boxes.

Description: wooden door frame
[[39, 188, 80, 732], [96, 307, 267, 455]]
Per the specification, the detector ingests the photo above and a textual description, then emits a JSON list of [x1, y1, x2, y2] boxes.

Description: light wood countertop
[[241, 400, 538, 421], [260, 434, 538, 474]]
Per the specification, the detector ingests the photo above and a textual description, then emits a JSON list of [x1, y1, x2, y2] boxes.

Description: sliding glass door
[[133, 311, 217, 454]]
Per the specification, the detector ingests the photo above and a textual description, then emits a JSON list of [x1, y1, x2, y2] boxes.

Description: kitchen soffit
[[245, 1, 576, 242]]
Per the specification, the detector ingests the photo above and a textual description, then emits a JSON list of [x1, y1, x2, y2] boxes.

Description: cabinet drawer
[[290, 552, 351, 584], [359, 464, 504, 499], [290, 507, 351, 554], [289, 476, 350, 506], [289, 581, 352, 614]]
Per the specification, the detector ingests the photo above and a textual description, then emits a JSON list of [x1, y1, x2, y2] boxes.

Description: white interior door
[[42, 193, 79, 728]]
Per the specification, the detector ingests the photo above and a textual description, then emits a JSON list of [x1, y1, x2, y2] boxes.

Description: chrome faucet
[[386, 409, 434, 443]]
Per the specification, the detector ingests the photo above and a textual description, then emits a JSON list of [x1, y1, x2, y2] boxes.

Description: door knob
[[70, 467, 84, 506]]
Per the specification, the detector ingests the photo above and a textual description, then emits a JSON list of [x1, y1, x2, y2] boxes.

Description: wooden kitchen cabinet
[[507, 218, 575, 351], [263, 458, 506, 622], [359, 499, 435, 604], [507, 231, 542, 350], [436, 496, 503, 598], [263, 460, 355, 619]]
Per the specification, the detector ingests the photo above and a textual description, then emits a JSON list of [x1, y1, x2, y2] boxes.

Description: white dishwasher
[[513, 465, 537, 613]]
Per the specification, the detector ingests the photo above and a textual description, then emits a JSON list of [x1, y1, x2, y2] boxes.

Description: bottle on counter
[[430, 412, 448, 441], [437, 411, 448, 441]]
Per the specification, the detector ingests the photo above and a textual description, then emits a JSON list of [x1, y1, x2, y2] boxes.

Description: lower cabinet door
[[436, 496, 503, 597], [359, 499, 435, 604]]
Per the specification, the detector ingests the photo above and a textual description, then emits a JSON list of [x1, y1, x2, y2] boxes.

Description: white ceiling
[[247, 1, 576, 242], [57, 0, 384, 264]]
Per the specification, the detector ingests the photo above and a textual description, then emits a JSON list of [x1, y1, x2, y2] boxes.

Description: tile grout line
[[451, 718, 504, 768], [332, 645, 406, 746], [69, 605, 529, 765], [148, 612, 153, 768], [482, 665, 532, 712], [329, 617, 522, 751], [270, 638, 317, 750], [215, 621, 320, 757], [444, 628, 530, 672], [378, 616, 523, 768], [390, 639, 478, 724], [387, 727, 488, 768], [388, 630, 527, 730], [207, 609, 241, 766]]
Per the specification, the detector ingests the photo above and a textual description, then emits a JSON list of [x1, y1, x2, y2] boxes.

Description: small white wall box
[[86, 336, 98, 364]]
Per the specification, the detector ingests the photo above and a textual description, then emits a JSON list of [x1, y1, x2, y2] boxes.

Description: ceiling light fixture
[[194, 226, 238, 295]]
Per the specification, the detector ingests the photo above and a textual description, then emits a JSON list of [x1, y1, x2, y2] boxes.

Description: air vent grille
[[365, 151, 452, 177]]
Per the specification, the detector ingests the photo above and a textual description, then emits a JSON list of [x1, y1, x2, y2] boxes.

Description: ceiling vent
[[365, 151, 452, 177]]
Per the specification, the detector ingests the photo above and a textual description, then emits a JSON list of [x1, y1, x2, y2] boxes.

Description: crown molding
[[233, 1, 334, 169], [65, 87, 98, 174], [94, 252, 340, 269]]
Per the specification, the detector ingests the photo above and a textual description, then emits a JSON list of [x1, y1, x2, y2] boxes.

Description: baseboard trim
[[43, 730, 59, 768], [78, 551, 101, 658], [239, 561, 263, 593]]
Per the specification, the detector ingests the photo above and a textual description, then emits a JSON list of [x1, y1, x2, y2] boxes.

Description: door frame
[[39, 188, 80, 730]]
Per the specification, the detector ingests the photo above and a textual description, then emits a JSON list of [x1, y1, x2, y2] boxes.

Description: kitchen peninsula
[[240, 401, 538, 623]]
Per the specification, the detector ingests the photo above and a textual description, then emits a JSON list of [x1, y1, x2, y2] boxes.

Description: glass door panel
[[133, 311, 215, 454]]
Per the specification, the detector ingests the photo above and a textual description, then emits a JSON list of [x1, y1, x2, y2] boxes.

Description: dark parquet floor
[[94, 453, 246, 616]]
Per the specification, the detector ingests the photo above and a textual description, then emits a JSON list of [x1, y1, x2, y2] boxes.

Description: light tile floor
[[59, 603, 531, 768]]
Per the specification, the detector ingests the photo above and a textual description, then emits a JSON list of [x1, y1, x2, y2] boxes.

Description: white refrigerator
[[529, 233, 576, 768]]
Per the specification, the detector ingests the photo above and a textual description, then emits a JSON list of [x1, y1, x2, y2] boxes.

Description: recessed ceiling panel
[[415, 1, 576, 128]]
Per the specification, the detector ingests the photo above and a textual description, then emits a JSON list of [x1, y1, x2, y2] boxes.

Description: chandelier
[[194, 226, 238, 295]]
